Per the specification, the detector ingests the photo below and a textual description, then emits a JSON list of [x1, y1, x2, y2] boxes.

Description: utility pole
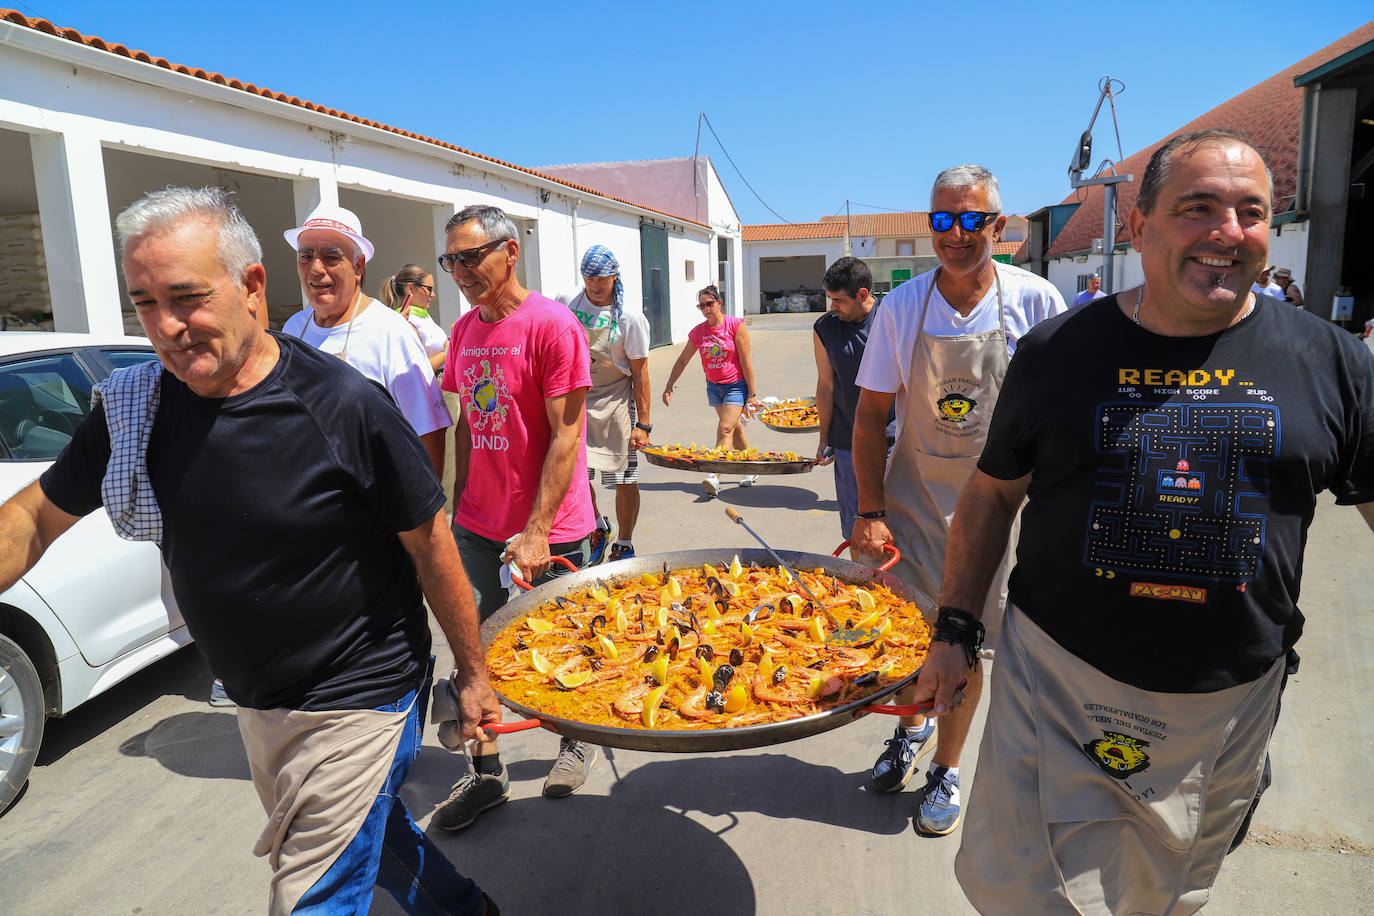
[[1068, 78, 1132, 295], [844, 199, 852, 256]]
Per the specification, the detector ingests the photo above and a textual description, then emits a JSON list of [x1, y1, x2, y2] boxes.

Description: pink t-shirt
[[442, 291, 594, 543], [687, 315, 744, 384]]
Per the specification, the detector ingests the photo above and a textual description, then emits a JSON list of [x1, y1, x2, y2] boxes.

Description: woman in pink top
[[661, 285, 763, 496]]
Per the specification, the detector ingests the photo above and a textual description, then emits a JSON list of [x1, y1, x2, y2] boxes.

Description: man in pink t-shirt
[[432, 205, 596, 828]]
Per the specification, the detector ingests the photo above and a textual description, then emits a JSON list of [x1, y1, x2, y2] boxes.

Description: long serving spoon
[[724, 507, 817, 601]]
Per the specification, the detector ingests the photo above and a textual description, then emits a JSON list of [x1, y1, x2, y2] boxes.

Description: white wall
[[1267, 220, 1309, 289], [743, 238, 847, 314]]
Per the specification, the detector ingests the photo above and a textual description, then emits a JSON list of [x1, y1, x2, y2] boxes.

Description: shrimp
[[612, 682, 654, 720]]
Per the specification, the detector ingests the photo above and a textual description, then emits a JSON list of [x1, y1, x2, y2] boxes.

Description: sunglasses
[[437, 238, 508, 273], [697, 300, 719, 310], [412, 283, 434, 294], [930, 211, 1000, 233]]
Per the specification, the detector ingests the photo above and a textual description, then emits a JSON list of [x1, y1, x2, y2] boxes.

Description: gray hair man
[[282, 203, 452, 477], [852, 164, 1067, 835], [924, 130, 1374, 911], [0, 187, 500, 914], [433, 204, 597, 823]]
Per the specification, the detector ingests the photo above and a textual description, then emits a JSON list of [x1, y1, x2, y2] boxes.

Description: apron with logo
[[957, 606, 1283, 915], [576, 292, 633, 473], [884, 266, 1016, 643]]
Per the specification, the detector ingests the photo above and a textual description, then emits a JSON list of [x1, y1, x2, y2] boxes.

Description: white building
[[0, 12, 724, 347]]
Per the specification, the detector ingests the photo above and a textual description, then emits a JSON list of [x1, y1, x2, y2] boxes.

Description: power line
[[698, 112, 792, 224], [847, 201, 916, 213]]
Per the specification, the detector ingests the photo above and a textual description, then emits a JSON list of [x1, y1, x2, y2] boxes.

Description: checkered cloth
[[91, 360, 164, 543], [579, 245, 623, 327]]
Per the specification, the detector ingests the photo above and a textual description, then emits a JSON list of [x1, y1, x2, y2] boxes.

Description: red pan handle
[[510, 555, 580, 591], [832, 540, 901, 571], [859, 677, 969, 717], [482, 718, 546, 734]]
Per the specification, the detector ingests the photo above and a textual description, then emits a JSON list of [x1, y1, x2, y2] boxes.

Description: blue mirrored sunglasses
[[930, 211, 1000, 233]]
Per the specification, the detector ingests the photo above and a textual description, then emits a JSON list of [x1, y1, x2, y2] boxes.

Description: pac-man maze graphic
[[1086, 403, 1278, 581]]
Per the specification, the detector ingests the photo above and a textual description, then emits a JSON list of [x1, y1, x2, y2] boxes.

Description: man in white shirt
[[1074, 273, 1107, 305], [1251, 266, 1285, 300], [282, 204, 451, 477], [852, 164, 1067, 837]]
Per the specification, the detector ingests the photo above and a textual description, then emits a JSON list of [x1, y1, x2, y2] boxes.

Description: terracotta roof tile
[[0, 9, 706, 228], [992, 241, 1022, 256], [817, 211, 933, 236], [1045, 22, 1374, 259], [742, 222, 847, 242]]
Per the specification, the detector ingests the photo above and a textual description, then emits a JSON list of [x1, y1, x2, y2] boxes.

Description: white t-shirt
[[1251, 282, 1285, 301], [283, 298, 452, 436], [857, 262, 1068, 434], [405, 309, 450, 357], [558, 291, 651, 377]]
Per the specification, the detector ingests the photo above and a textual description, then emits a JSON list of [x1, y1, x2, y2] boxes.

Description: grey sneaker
[[209, 678, 235, 708], [433, 766, 510, 831], [543, 738, 597, 798]]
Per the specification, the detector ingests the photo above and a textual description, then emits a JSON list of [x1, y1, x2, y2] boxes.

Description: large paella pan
[[480, 546, 935, 753], [640, 446, 814, 476]]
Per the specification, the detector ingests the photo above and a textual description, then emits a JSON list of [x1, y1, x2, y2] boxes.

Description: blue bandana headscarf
[[579, 245, 623, 327]]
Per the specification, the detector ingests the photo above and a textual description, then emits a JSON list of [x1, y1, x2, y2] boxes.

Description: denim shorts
[[706, 379, 748, 407]]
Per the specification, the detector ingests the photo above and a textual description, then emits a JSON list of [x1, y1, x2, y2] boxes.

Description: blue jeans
[[832, 448, 859, 540], [293, 675, 484, 915], [705, 379, 748, 407]]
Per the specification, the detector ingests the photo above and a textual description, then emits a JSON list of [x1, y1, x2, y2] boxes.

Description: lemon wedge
[[591, 585, 609, 602], [876, 659, 894, 677], [808, 616, 827, 643], [556, 669, 592, 688], [783, 593, 804, 613], [642, 685, 669, 727], [723, 682, 748, 712], [853, 609, 884, 630], [667, 576, 683, 598], [651, 654, 669, 686], [806, 673, 825, 700], [527, 617, 554, 634], [640, 573, 659, 587], [721, 580, 740, 597], [703, 563, 719, 578], [729, 555, 743, 579], [740, 621, 754, 646], [597, 634, 619, 660], [530, 649, 551, 674], [853, 587, 876, 610]]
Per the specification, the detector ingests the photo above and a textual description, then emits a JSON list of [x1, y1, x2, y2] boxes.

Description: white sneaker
[[739, 475, 759, 487], [701, 474, 720, 497]]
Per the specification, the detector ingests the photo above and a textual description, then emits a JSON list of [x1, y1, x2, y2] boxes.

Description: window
[[102, 347, 160, 371], [895, 239, 915, 257], [685, 260, 695, 282], [0, 352, 95, 460]]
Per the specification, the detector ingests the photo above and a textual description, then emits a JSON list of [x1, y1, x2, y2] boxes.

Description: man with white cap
[[1074, 273, 1107, 306], [559, 245, 653, 564], [283, 203, 451, 476]]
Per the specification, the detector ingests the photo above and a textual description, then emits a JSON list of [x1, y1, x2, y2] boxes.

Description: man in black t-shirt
[[915, 132, 1374, 913], [2, 188, 501, 915]]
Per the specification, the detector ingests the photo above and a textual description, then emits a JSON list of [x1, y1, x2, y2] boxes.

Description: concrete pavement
[[0, 313, 1370, 914]]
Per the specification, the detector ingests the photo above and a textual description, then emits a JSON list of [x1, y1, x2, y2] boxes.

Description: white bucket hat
[[283, 203, 375, 262]]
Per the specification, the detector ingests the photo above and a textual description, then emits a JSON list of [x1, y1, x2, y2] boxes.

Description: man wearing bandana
[[560, 246, 653, 564]]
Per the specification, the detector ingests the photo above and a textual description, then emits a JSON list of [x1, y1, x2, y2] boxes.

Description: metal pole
[[1101, 182, 1115, 295], [844, 200, 852, 256]]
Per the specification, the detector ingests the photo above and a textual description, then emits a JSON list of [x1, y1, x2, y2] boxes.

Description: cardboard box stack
[[0, 213, 54, 331]]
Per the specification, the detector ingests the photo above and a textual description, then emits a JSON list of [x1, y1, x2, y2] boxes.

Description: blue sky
[[18, 1, 1371, 223]]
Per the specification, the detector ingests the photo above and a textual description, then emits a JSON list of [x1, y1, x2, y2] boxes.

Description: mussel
[[705, 575, 725, 596], [705, 690, 725, 714], [713, 664, 735, 690], [746, 603, 775, 624], [845, 618, 855, 629], [853, 671, 879, 687], [589, 658, 604, 671], [514, 636, 527, 651], [554, 595, 577, 611], [695, 644, 714, 661], [589, 614, 607, 635], [729, 648, 745, 666], [579, 644, 596, 657], [643, 645, 659, 663], [666, 636, 681, 660], [714, 598, 730, 616], [772, 665, 788, 685]]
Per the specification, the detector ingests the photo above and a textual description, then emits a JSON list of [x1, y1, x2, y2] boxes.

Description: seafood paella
[[486, 558, 932, 731], [641, 444, 804, 463], [760, 404, 820, 430]]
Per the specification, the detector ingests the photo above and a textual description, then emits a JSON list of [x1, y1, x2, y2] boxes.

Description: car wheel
[[0, 634, 45, 813]]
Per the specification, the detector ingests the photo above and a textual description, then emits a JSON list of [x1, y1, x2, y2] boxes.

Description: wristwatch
[[634, 422, 653, 432]]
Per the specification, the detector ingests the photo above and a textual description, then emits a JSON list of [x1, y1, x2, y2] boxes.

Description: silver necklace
[[1131, 285, 1256, 327]]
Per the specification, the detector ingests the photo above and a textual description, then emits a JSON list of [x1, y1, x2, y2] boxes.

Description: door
[[640, 223, 671, 347]]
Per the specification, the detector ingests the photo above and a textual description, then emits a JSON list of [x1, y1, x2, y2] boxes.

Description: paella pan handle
[[484, 718, 548, 734], [832, 540, 901, 571], [859, 677, 968, 717], [510, 555, 580, 592]]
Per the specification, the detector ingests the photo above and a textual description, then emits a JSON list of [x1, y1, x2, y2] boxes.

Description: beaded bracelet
[[933, 605, 986, 669]]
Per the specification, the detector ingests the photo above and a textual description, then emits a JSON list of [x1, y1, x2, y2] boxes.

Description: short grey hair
[[930, 165, 1002, 213], [445, 204, 518, 243], [115, 186, 263, 282]]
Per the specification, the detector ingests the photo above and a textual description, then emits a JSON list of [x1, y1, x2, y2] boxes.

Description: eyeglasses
[[930, 211, 1000, 233], [437, 238, 508, 273]]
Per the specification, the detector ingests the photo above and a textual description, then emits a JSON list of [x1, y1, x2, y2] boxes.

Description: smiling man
[[850, 165, 1066, 835], [0, 187, 501, 915], [282, 204, 451, 476], [919, 130, 1374, 913], [433, 204, 596, 824]]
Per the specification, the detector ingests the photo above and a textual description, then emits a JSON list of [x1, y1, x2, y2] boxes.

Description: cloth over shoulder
[[90, 359, 164, 542]]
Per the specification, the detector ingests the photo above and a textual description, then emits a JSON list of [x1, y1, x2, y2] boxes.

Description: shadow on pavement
[[36, 645, 208, 767], [716, 484, 837, 513], [118, 711, 250, 780]]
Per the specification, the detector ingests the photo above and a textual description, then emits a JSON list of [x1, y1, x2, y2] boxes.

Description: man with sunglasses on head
[[852, 165, 1066, 837], [432, 204, 597, 827], [920, 129, 1374, 914], [282, 204, 452, 477]]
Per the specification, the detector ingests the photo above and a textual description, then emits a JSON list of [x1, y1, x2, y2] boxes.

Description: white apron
[[577, 293, 633, 473], [884, 266, 1016, 644], [956, 606, 1284, 915]]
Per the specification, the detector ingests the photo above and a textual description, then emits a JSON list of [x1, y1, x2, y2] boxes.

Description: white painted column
[[30, 130, 123, 335], [291, 174, 338, 226], [431, 202, 459, 329]]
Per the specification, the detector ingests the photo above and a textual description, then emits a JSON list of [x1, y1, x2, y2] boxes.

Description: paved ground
[[1, 313, 1371, 914]]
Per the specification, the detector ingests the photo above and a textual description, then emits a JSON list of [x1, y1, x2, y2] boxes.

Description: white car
[[0, 333, 186, 813]]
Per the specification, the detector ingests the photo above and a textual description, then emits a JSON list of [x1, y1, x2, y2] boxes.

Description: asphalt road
[[1, 313, 1370, 914]]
